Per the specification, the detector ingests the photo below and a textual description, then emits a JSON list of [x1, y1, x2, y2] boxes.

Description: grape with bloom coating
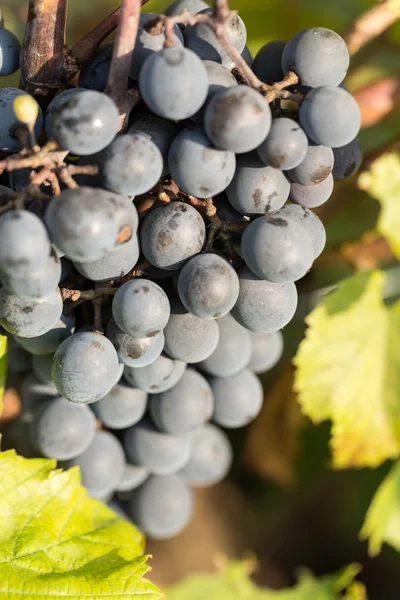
[[91, 380, 147, 429], [180, 424, 233, 486], [281, 27, 349, 88], [140, 202, 206, 271], [150, 368, 214, 435], [257, 117, 308, 170], [129, 474, 193, 540], [168, 126, 236, 199], [248, 330, 284, 374], [140, 46, 208, 121], [112, 279, 170, 339], [205, 86, 272, 154], [211, 368, 263, 428], [227, 153, 289, 215], [52, 90, 119, 155], [124, 355, 186, 394], [177, 253, 239, 319], [52, 332, 120, 403], [231, 266, 298, 333], [0, 287, 63, 338]]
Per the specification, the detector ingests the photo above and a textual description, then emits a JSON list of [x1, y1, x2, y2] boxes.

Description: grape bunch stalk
[[0, 0, 361, 540]]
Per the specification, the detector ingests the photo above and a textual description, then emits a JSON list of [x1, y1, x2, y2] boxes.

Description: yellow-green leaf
[[0, 334, 7, 416], [360, 459, 400, 556], [165, 559, 364, 600], [358, 152, 400, 258], [294, 270, 400, 468], [0, 449, 162, 600]]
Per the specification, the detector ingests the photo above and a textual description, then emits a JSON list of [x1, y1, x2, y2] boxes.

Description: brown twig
[[19, 0, 68, 98], [264, 71, 301, 102], [105, 0, 142, 129], [92, 295, 104, 334], [343, 0, 400, 55]]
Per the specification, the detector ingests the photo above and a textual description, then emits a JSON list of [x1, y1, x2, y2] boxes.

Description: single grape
[[100, 133, 163, 196], [74, 235, 139, 282], [129, 115, 178, 177], [198, 313, 252, 377], [180, 424, 233, 486], [168, 126, 236, 198], [257, 118, 308, 170], [124, 355, 186, 394], [106, 318, 164, 368], [0, 28, 20, 75], [299, 86, 361, 148], [191, 60, 238, 123], [52, 90, 119, 155], [52, 332, 120, 403], [139, 46, 208, 120], [226, 153, 289, 215], [165, 0, 209, 17], [129, 474, 193, 540], [78, 43, 113, 91], [6, 335, 31, 373], [124, 418, 192, 475], [204, 86, 272, 154], [0, 88, 43, 152], [3, 249, 61, 300], [32, 354, 54, 385], [130, 13, 184, 80], [91, 380, 147, 429], [31, 397, 96, 460], [332, 138, 362, 180], [20, 374, 59, 421], [65, 431, 125, 499], [0, 287, 62, 338], [211, 369, 264, 428], [184, 8, 246, 68], [44, 88, 86, 139], [13, 313, 75, 356], [177, 253, 239, 319], [0, 210, 50, 277], [112, 278, 170, 339], [289, 173, 334, 208], [286, 143, 334, 186], [140, 202, 206, 270], [281, 27, 349, 87], [231, 266, 298, 333], [278, 204, 326, 258], [248, 330, 284, 374], [164, 301, 219, 363], [241, 214, 314, 283], [150, 368, 214, 435], [45, 187, 122, 262], [253, 40, 286, 85], [115, 463, 150, 493]]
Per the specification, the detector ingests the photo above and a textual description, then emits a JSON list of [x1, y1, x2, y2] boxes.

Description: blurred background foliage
[[2, 1, 400, 599]]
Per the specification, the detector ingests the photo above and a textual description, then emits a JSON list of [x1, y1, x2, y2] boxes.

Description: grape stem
[[92, 291, 104, 334], [145, 2, 300, 98], [343, 0, 400, 56], [105, 0, 142, 131], [20, 0, 68, 99]]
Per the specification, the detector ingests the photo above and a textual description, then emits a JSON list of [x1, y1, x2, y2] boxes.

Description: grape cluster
[[1, 0, 361, 540]]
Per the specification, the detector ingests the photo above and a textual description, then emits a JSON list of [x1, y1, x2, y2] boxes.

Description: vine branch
[[20, 0, 68, 98]]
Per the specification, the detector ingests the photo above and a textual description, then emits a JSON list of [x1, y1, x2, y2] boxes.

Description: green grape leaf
[[0, 448, 162, 600], [360, 459, 400, 556], [165, 559, 365, 600], [294, 270, 400, 468], [0, 334, 7, 416], [358, 152, 400, 258]]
